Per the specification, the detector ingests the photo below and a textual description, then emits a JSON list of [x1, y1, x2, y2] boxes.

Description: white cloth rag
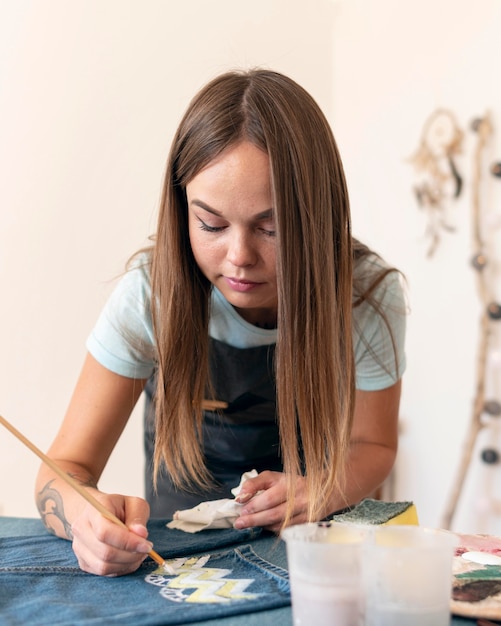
[[166, 470, 258, 533]]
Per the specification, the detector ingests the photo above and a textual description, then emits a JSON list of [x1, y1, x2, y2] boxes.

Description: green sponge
[[333, 498, 419, 526]]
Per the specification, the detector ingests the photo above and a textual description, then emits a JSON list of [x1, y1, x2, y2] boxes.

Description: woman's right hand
[[70, 492, 153, 577], [35, 354, 151, 576]]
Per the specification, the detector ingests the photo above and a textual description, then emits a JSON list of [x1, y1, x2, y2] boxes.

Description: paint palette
[[451, 532, 501, 619]]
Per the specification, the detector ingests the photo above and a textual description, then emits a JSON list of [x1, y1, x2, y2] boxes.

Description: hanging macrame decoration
[[409, 109, 464, 257]]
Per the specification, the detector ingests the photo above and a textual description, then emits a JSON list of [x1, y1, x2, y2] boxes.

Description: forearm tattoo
[[36, 479, 73, 539], [36, 475, 98, 540]]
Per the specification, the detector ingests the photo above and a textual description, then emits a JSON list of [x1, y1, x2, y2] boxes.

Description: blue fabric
[[0, 518, 477, 626], [0, 516, 46, 537], [0, 522, 290, 626]]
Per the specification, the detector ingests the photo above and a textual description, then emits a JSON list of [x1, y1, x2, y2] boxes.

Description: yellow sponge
[[332, 498, 419, 526]]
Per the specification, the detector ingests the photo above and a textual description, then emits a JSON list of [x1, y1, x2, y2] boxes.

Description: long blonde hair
[[150, 69, 355, 524]]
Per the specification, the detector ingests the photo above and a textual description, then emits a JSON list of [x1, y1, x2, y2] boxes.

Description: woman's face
[[187, 141, 278, 327]]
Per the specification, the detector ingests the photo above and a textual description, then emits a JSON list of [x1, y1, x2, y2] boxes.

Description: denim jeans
[[0, 520, 290, 626]]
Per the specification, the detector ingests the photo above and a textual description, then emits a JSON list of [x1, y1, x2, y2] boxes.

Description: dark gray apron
[[144, 338, 282, 518]]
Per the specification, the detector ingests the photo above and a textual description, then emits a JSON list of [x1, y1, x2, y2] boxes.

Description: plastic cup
[[363, 525, 459, 626], [282, 522, 369, 626]]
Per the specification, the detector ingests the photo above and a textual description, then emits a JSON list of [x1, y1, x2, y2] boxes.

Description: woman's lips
[[223, 277, 262, 292]]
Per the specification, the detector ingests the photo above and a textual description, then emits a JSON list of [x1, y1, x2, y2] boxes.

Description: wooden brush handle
[[0, 414, 167, 568], [200, 399, 228, 410]]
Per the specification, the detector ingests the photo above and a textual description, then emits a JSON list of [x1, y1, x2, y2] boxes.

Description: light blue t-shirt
[[87, 254, 406, 391]]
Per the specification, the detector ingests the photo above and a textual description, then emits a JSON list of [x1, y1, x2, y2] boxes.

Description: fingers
[[234, 491, 253, 504], [235, 498, 308, 532], [73, 525, 151, 576], [71, 496, 153, 576], [234, 472, 308, 531], [234, 470, 278, 503], [123, 495, 151, 540]]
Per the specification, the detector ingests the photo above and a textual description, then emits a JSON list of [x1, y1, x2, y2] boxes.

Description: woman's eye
[[198, 219, 225, 233], [196, 216, 275, 236], [259, 220, 276, 236]]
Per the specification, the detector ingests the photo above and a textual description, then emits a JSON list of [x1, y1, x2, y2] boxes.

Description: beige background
[[1, 0, 500, 535]]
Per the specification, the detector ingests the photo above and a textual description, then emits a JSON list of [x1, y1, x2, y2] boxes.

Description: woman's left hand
[[233, 383, 402, 533], [233, 471, 317, 533]]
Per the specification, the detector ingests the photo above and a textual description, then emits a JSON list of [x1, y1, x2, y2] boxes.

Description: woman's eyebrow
[[190, 199, 274, 220], [255, 209, 274, 220], [191, 199, 222, 216]]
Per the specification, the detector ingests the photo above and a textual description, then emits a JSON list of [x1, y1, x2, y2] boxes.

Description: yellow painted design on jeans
[[145, 555, 258, 604]]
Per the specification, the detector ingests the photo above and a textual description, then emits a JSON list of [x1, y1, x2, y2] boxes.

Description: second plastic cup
[[363, 525, 459, 626]]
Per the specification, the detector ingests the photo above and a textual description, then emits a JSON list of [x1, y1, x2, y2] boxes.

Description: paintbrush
[[0, 414, 174, 574]]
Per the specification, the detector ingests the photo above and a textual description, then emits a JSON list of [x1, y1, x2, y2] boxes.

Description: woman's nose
[[226, 231, 257, 267]]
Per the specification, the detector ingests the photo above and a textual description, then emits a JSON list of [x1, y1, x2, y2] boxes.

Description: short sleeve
[[353, 262, 407, 391], [86, 257, 156, 379]]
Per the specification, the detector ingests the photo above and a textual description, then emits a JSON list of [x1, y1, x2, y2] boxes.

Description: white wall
[[331, 0, 501, 533], [1, 0, 501, 535], [0, 0, 337, 517]]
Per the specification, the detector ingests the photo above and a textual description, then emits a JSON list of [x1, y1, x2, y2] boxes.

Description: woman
[[36, 68, 406, 576]]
